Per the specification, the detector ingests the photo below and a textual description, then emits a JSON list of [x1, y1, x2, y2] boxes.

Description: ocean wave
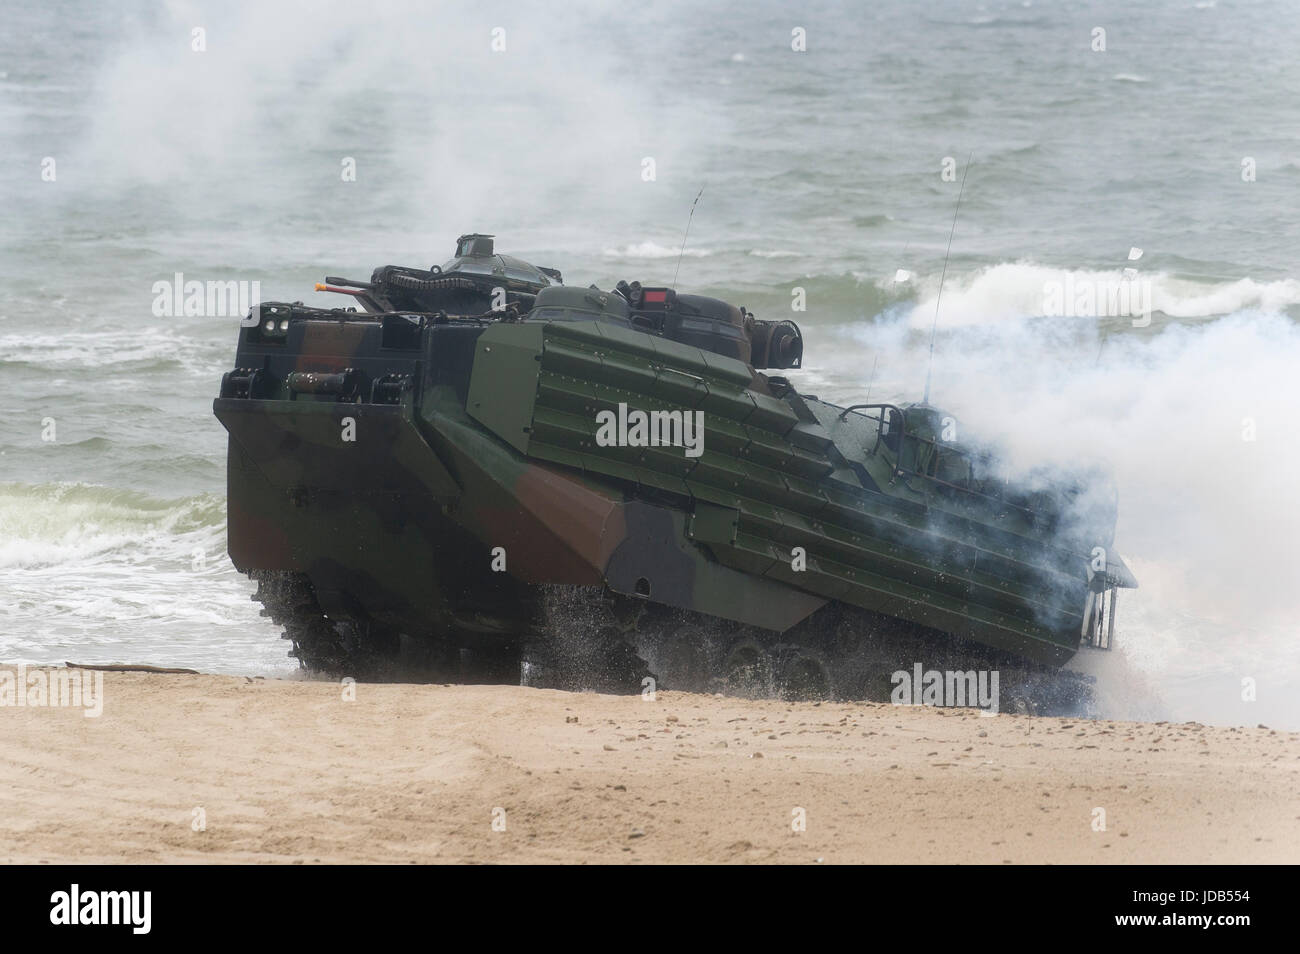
[[602, 241, 712, 259], [890, 262, 1300, 328], [0, 329, 215, 373], [0, 481, 286, 674], [0, 482, 224, 569]]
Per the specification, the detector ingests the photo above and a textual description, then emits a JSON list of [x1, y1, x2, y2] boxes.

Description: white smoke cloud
[[821, 294, 1300, 728], [71, 0, 718, 252]]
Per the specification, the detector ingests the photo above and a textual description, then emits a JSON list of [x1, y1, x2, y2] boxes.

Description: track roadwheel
[[653, 626, 711, 693], [589, 625, 656, 694], [723, 640, 773, 698], [455, 644, 521, 684], [292, 618, 401, 676], [777, 649, 834, 701], [520, 627, 654, 695]]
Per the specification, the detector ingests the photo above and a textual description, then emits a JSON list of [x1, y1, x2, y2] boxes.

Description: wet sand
[[1, 668, 1295, 864]]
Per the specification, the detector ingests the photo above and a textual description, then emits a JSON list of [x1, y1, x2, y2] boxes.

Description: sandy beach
[[1, 667, 1295, 864]]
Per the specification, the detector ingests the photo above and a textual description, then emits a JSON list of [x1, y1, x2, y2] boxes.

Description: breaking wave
[[603, 241, 713, 260], [0, 482, 287, 674], [0, 483, 224, 569], [887, 263, 1300, 327]]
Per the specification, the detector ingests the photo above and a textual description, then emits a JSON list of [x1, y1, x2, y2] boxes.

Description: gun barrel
[[315, 283, 366, 296]]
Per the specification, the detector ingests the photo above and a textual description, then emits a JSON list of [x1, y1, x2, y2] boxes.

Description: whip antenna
[[672, 185, 705, 291], [863, 354, 879, 406], [924, 153, 972, 404]]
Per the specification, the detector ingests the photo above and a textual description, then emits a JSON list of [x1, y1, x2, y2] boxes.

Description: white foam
[[0, 483, 288, 675], [894, 262, 1300, 327], [603, 242, 713, 260]]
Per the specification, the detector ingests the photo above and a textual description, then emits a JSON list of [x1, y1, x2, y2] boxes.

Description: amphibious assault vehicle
[[214, 234, 1136, 712]]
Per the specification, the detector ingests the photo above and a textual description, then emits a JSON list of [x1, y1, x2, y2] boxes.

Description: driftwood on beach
[[64, 661, 200, 675]]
